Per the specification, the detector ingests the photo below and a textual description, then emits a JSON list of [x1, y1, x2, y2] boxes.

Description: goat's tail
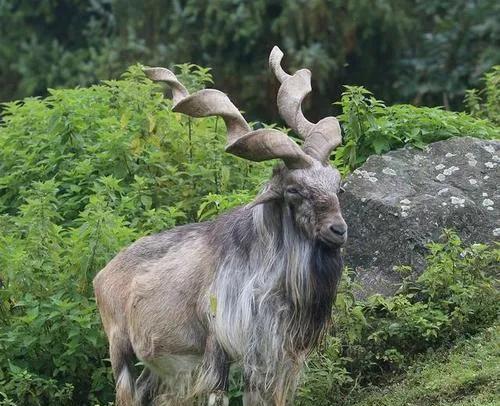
[[110, 332, 136, 406], [116, 364, 135, 406]]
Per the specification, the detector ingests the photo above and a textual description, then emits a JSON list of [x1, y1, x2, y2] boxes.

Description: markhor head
[[144, 46, 347, 247]]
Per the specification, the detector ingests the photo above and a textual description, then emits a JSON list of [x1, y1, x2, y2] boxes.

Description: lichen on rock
[[340, 137, 499, 298]]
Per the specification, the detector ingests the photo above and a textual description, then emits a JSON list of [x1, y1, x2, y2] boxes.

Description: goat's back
[[93, 221, 219, 361]]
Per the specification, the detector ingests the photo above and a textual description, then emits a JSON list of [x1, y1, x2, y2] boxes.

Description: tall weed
[[464, 65, 500, 125]]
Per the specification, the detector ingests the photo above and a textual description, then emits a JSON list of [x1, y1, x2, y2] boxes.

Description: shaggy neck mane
[[254, 200, 342, 349], [209, 201, 342, 399]]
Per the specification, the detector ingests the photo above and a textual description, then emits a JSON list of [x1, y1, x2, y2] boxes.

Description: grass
[[347, 323, 500, 406]]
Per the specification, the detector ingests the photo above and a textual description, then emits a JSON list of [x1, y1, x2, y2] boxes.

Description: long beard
[[208, 203, 343, 399]]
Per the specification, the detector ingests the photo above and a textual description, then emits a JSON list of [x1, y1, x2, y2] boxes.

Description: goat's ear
[[248, 187, 281, 208]]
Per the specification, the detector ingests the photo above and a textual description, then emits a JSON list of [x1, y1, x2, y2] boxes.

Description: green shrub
[[296, 231, 499, 405], [0, 64, 269, 223], [0, 65, 498, 405], [0, 180, 133, 405], [0, 66, 269, 405], [334, 86, 499, 174]]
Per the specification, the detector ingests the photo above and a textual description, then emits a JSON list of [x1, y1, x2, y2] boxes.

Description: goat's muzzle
[[319, 218, 348, 246]]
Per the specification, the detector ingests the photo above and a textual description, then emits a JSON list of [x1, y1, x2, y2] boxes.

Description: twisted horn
[[269, 46, 342, 163], [144, 67, 312, 169]]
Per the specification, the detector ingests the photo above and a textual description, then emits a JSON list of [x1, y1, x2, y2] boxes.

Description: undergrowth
[[347, 323, 499, 406], [334, 85, 499, 175], [0, 65, 498, 405], [296, 231, 499, 405]]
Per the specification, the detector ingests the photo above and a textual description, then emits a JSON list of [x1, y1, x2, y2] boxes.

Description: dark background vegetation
[[1, 0, 499, 120]]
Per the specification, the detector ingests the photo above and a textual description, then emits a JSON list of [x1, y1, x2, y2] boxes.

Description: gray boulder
[[340, 136, 499, 298]]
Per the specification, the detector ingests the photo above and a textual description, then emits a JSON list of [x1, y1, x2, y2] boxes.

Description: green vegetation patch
[[0, 65, 498, 405], [334, 83, 499, 174], [297, 231, 499, 406], [348, 324, 500, 406]]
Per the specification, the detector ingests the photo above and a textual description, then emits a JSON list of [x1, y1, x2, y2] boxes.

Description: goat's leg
[[135, 367, 161, 405], [197, 335, 230, 406], [273, 393, 286, 406]]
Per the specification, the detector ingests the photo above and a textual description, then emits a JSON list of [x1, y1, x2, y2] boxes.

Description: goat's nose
[[329, 223, 347, 236]]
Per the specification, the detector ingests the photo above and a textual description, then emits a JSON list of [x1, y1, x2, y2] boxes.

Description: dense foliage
[[0, 66, 270, 405], [334, 82, 498, 174], [297, 231, 499, 405], [0, 67, 498, 405], [348, 323, 499, 406], [1, 0, 499, 120]]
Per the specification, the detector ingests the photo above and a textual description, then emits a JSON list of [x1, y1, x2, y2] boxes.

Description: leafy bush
[[334, 86, 499, 174], [0, 66, 269, 405], [348, 323, 500, 406], [296, 231, 499, 405], [0, 65, 498, 405], [0, 179, 135, 405], [0, 64, 268, 223]]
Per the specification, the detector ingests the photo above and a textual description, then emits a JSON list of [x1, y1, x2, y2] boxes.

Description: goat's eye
[[286, 187, 300, 195]]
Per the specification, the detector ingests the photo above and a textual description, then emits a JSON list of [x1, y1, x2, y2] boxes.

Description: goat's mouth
[[318, 231, 347, 247]]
